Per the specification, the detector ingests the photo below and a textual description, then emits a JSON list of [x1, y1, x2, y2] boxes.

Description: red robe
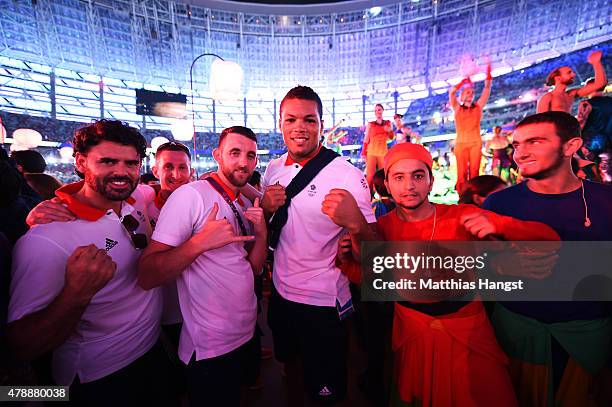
[[342, 203, 559, 407]]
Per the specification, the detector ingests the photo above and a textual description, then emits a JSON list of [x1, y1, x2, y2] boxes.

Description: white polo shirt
[[9, 182, 162, 385], [262, 151, 375, 308], [145, 189, 183, 326], [152, 176, 257, 363]]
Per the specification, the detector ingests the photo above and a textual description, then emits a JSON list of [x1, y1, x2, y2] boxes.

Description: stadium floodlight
[[189, 53, 243, 173], [171, 119, 194, 141], [369, 7, 382, 17]]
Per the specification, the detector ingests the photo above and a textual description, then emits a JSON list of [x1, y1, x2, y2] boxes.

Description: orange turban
[[384, 143, 433, 174]]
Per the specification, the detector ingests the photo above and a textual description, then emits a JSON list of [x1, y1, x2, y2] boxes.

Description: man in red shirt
[[340, 143, 559, 406]]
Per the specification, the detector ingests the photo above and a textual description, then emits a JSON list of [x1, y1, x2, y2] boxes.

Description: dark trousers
[[69, 340, 173, 406], [186, 337, 256, 407]]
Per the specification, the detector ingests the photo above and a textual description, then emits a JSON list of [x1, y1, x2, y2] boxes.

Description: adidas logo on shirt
[[318, 386, 332, 397], [105, 238, 118, 251]]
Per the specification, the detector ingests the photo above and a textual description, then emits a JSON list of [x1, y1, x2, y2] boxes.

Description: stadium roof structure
[[1, 0, 610, 97], [0, 0, 610, 133]]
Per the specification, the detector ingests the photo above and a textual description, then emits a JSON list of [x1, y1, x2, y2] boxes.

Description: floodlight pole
[[189, 53, 225, 175]]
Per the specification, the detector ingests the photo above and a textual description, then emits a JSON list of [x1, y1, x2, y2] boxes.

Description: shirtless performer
[[536, 50, 606, 114]]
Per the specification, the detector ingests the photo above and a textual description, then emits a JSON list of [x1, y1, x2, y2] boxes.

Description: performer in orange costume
[[450, 64, 492, 193], [363, 103, 395, 189]]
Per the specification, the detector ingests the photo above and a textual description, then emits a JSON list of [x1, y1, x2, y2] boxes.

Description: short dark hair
[[140, 173, 157, 184], [218, 126, 258, 148], [375, 103, 384, 110], [372, 169, 390, 197], [279, 85, 323, 119], [394, 113, 403, 120], [156, 141, 191, 160], [516, 111, 581, 143], [459, 175, 506, 205], [23, 173, 62, 200], [11, 150, 47, 173], [73, 120, 147, 157], [72, 120, 147, 178]]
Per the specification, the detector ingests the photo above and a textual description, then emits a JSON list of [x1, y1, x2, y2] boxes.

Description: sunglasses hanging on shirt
[[121, 214, 148, 250]]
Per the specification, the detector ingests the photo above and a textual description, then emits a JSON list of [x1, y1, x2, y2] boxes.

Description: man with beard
[[482, 111, 612, 406], [261, 86, 377, 406], [537, 50, 606, 114], [138, 126, 267, 407], [25, 141, 193, 333], [338, 142, 558, 407], [7, 120, 171, 404]]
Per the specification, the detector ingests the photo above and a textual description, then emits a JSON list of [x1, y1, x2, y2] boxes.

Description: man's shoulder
[[262, 154, 289, 181], [482, 183, 526, 210], [16, 220, 81, 252], [328, 156, 361, 174], [377, 209, 395, 226], [585, 180, 612, 197], [267, 154, 288, 169], [326, 157, 368, 188], [172, 180, 206, 196]]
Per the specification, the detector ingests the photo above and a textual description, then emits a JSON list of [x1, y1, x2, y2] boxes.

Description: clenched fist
[[459, 210, 500, 239], [261, 183, 287, 215], [64, 244, 116, 305], [587, 50, 602, 64], [322, 189, 363, 232]]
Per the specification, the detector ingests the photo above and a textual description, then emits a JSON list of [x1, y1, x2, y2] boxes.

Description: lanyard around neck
[[205, 177, 248, 236]]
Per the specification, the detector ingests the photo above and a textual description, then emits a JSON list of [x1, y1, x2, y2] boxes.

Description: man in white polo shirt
[[25, 141, 192, 338], [146, 141, 193, 345], [7, 120, 171, 405], [261, 86, 378, 405], [138, 126, 267, 406]]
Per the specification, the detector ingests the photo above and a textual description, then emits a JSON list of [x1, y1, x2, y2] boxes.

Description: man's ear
[[75, 152, 87, 175], [151, 164, 159, 179], [564, 137, 583, 157], [428, 175, 435, 193], [212, 147, 221, 163]]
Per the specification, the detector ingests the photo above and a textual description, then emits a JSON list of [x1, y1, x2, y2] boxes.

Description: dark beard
[[223, 167, 250, 188], [86, 173, 137, 201], [396, 194, 428, 211]]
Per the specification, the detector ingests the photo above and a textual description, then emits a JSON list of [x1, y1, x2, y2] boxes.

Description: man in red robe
[[338, 143, 559, 406]]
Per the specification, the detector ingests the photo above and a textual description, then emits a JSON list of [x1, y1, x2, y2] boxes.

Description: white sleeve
[[261, 162, 274, 190], [262, 156, 284, 189], [9, 234, 70, 322], [342, 167, 376, 223], [152, 184, 206, 247]]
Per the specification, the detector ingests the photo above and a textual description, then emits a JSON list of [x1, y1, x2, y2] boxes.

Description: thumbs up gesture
[[193, 202, 255, 252], [244, 198, 267, 238]]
